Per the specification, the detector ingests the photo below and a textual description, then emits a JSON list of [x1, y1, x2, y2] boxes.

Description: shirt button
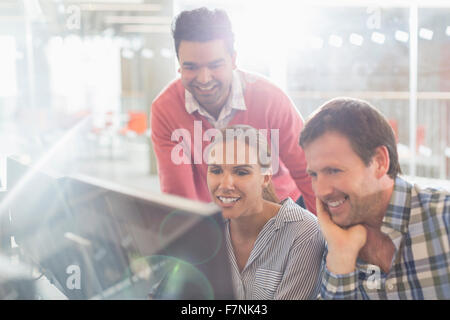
[[386, 280, 395, 291]]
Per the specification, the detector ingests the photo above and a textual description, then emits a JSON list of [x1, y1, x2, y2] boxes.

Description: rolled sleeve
[[320, 267, 359, 300]]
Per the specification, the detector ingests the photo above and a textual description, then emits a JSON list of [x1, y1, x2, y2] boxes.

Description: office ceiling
[[0, 0, 173, 37]]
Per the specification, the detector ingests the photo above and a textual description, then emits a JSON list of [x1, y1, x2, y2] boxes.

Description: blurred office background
[[0, 0, 449, 193]]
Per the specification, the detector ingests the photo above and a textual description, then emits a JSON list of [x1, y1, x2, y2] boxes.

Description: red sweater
[[150, 71, 316, 214]]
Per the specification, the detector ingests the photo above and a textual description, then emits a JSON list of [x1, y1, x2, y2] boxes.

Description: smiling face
[[178, 39, 236, 118], [207, 140, 270, 220], [304, 131, 385, 228]]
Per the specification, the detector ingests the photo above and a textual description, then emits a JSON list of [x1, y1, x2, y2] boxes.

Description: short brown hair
[[299, 97, 401, 179], [172, 7, 235, 59]]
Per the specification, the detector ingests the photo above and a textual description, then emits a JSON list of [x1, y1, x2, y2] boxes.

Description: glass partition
[[1, 1, 449, 184]]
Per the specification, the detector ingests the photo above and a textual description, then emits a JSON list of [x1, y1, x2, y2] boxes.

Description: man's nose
[[196, 67, 213, 84]]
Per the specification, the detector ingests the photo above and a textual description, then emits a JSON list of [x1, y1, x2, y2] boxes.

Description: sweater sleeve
[[150, 99, 199, 200], [272, 91, 317, 214]]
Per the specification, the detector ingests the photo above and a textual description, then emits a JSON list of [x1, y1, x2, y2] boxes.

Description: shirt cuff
[[320, 267, 358, 300]]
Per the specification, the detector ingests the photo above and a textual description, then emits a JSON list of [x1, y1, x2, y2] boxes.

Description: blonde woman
[[206, 125, 325, 300]]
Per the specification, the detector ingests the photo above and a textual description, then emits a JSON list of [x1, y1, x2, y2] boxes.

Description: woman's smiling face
[[207, 140, 269, 220]]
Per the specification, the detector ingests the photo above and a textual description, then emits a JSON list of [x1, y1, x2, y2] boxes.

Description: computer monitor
[[4, 157, 234, 300]]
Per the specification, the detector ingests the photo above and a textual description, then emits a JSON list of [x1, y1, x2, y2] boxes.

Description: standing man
[[150, 7, 316, 213], [300, 97, 449, 299]]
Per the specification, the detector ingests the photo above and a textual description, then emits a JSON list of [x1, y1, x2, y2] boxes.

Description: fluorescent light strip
[[419, 28, 433, 40], [121, 48, 134, 59], [160, 48, 173, 58], [64, 232, 92, 247], [141, 48, 154, 59], [228, 0, 450, 7], [446, 26, 450, 36], [371, 32, 385, 44], [66, 0, 144, 2], [80, 4, 161, 12], [349, 33, 364, 46], [121, 25, 170, 33], [329, 34, 343, 47], [395, 30, 409, 42], [104, 16, 171, 24], [0, 16, 25, 22]]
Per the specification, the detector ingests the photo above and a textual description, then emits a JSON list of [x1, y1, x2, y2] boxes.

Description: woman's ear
[[262, 173, 272, 188]]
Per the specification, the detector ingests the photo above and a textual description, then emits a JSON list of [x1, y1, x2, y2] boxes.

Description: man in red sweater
[[150, 7, 316, 213]]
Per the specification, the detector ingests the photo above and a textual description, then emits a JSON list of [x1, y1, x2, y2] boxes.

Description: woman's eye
[[235, 170, 249, 176]]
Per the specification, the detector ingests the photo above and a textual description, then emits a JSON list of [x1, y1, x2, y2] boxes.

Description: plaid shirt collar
[[382, 176, 412, 234], [380, 176, 412, 253], [354, 177, 413, 278], [185, 70, 247, 124]]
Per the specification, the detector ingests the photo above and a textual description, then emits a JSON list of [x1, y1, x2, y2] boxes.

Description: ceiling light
[[160, 48, 173, 59], [104, 16, 171, 24], [121, 49, 134, 59], [395, 30, 409, 42], [80, 3, 161, 12], [349, 33, 364, 46], [419, 28, 433, 40], [141, 48, 154, 59], [329, 35, 343, 47], [371, 32, 385, 44], [121, 25, 170, 34]]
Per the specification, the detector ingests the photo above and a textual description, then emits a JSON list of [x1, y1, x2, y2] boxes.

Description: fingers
[[315, 197, 330, 224], [348, 224, 368, 250], [316, 197, 367, 252], [315, 198, 340, 242], [316, 198, 339, 235]]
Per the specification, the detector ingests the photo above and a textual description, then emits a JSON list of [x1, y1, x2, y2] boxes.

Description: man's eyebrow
[[208, 59, 225, 65], [182, 59, 225, 67], [182, 61, 197, 66]]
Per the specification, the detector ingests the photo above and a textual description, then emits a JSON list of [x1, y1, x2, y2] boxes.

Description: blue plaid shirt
[[320, 176, 450, 299]]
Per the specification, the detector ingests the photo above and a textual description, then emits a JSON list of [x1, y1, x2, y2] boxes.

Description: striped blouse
[[225, 197, 325, 300]]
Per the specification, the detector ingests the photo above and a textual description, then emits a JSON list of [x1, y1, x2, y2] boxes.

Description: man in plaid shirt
[[299, 97, 449, 299]]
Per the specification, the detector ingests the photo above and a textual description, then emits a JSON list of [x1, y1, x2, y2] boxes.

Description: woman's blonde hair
[[207, 124, 279, 204]]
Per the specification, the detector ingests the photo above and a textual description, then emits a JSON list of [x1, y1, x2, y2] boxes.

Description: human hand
[[316, 198, 367, 274]]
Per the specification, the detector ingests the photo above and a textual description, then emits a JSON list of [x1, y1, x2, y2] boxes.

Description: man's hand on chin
[[316, 198, 367, 274]]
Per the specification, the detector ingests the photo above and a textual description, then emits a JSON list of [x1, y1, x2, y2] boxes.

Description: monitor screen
[[4, 157, 234, 300]]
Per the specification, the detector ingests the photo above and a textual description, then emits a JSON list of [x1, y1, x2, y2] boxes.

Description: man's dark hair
[[299, 97, 402, 179], [172, 7, 235, 59]]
